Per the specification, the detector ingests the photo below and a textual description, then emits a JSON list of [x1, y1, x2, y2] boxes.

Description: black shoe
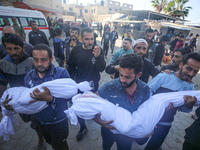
[[76, 128, 88, 141]]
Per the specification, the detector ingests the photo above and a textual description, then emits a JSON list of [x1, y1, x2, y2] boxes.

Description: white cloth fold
[[65, 91, 200, 138], [0, 78, 91, 141]]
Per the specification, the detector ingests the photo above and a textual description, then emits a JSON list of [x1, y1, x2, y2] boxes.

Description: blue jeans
[[110, 40, 116, 53]]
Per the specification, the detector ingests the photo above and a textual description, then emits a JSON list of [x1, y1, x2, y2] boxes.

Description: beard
[[120, 77, 136, 88], [35, 63, 52, 73], [179, 68, 193, 81], [83, 43, 93, 50]]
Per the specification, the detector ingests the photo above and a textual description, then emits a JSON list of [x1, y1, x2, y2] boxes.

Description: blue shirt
[[111, 48, 134, 63], [98, 78, 150, 113], [24, 64, 70, 124]]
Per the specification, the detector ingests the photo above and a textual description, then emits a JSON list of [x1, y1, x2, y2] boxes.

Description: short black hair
[[175, 34, 180, 37], [71, 26, 80, 32], [190, 33, 193, 36], [127, 30, 131, 33], [81, 27, 93, 38], [33, 44, 52, 58], [160, 35, 170, 42], [182, 52, 200, 66], [154, 29, 158, 32], [2, 33, 24, 48], [180, 35, 184, 38], [174, 47, 191, 58], [55, 28, 62, 36], [196, 34, 199, 37], [146, 28, 154, 34], [30, 20, 36, 26], [123, 37, 132, 44], [119, 53, 143, 74]]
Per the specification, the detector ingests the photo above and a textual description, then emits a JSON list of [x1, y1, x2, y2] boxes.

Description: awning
[[161, 22, 191, 30], [13, 2, 62, 15], [113, 20, 144, 23]]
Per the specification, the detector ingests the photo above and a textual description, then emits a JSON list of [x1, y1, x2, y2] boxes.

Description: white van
[[0, 6, 50, 43]]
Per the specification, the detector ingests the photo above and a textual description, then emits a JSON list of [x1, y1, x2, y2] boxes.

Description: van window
[[38, 19, 46, 26], [19, 17, 28, 27], [28, 18, 46, 27]]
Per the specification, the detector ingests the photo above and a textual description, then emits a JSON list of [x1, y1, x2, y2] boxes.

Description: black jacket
[[29, 30, 49, 46]]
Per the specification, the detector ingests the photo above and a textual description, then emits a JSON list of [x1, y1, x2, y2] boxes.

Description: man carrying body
[[143, 28, 156, 62], [67, 27, 106, 140], [0, 26, 33, 60], [106, 39, 159, 83], [24, 43, 70, 150], [110, 27, 118, 55], [29, 20, 49, 46], [111, 37, 133, 63], [1, 33, 46, 149], [120, 30, 134, 49], [11, 17, 26, 42], [95, 53, 150, 150], [145, 52, 200, 150]]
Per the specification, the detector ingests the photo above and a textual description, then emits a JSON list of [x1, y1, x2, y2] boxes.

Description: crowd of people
[[0, 16, 200, 150]]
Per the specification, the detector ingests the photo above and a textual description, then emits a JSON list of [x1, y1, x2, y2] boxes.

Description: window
[[109, 8, 112, 11], [115, 3, 119, 6], [115, 9, 118, 11], [85, 9, 88, 13], [129, 6, 132, 8], [19, 17, 28, 27], [91, 10, 93, 13], [28, 18, 46, 27], [69, 7, 73, 11]]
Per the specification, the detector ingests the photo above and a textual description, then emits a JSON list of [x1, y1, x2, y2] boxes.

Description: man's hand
[[166, 102, 174, 111], [29, 87, 53, 103], [3, 94, 14, 111], [114, 65, 120, 71], [184, 95, 197, 109], [94, 113, 115, 130], [93, 46, 101, 57]]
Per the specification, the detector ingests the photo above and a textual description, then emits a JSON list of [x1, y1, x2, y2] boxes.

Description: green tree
[[151, 0, 167, 13], [163, 0, 192, 19]]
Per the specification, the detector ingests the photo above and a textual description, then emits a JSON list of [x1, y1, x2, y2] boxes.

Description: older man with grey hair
[[106, 38, 160, 83]]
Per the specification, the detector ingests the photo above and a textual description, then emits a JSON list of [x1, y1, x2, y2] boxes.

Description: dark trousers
[[78, 116, 87, 131], [145, 124, 171, 150], [183, 140, 200, 150], [101, 127, 133, 150], [110, 41, 116, 53], [103, 44, 109, 56], [37, 118, 69, 150]]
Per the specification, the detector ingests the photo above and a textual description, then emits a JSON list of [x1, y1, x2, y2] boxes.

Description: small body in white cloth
[[65, 91, 200, 138]]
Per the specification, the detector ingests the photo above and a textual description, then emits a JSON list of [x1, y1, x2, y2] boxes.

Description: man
[[169, 34, 179, 53], [95, 53, 150, 150], [29, 20, 49, 46], [174, 34, 184, 50], [106, 39, 159, 83], [120, 30, 134, 49], [99, 23, 103, 37], [11, 17, 26, 42], [65, 26, 82, 65], [110, 27, 118, 55], [111, 37, 133, 63], [67, 27, 106, 140], [0, 26, 33, 60], [190, 34, 199, 51], [1, 33, 46, 149], [161, 47, 190, 72], [143, 28, 156, 62], [53, 28, 65, 67], [153, 35, 170, 70], [167, 30, 173, 40], [101, 27, 110, 59], [24, 43, 70, 150], [185, 33, 193, 47], [145, 52, 200, 150], [2, 18, 10, 27]]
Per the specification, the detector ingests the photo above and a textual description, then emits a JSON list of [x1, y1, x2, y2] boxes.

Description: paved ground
[[0, 35, 199, 150]]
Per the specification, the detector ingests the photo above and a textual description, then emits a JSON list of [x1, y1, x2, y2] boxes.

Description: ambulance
[[0, 6, 50, 43]]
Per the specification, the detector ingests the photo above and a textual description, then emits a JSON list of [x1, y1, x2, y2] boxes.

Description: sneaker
[[76, 128, 88, 141]]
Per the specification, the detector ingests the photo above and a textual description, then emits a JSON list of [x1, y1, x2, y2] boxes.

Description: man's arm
[[42, 32, 49, 46], [28, 32, 33, 45], [93, 46, 106, 72], [67, 49, 77, 79], [105, 57, 120, 75]]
